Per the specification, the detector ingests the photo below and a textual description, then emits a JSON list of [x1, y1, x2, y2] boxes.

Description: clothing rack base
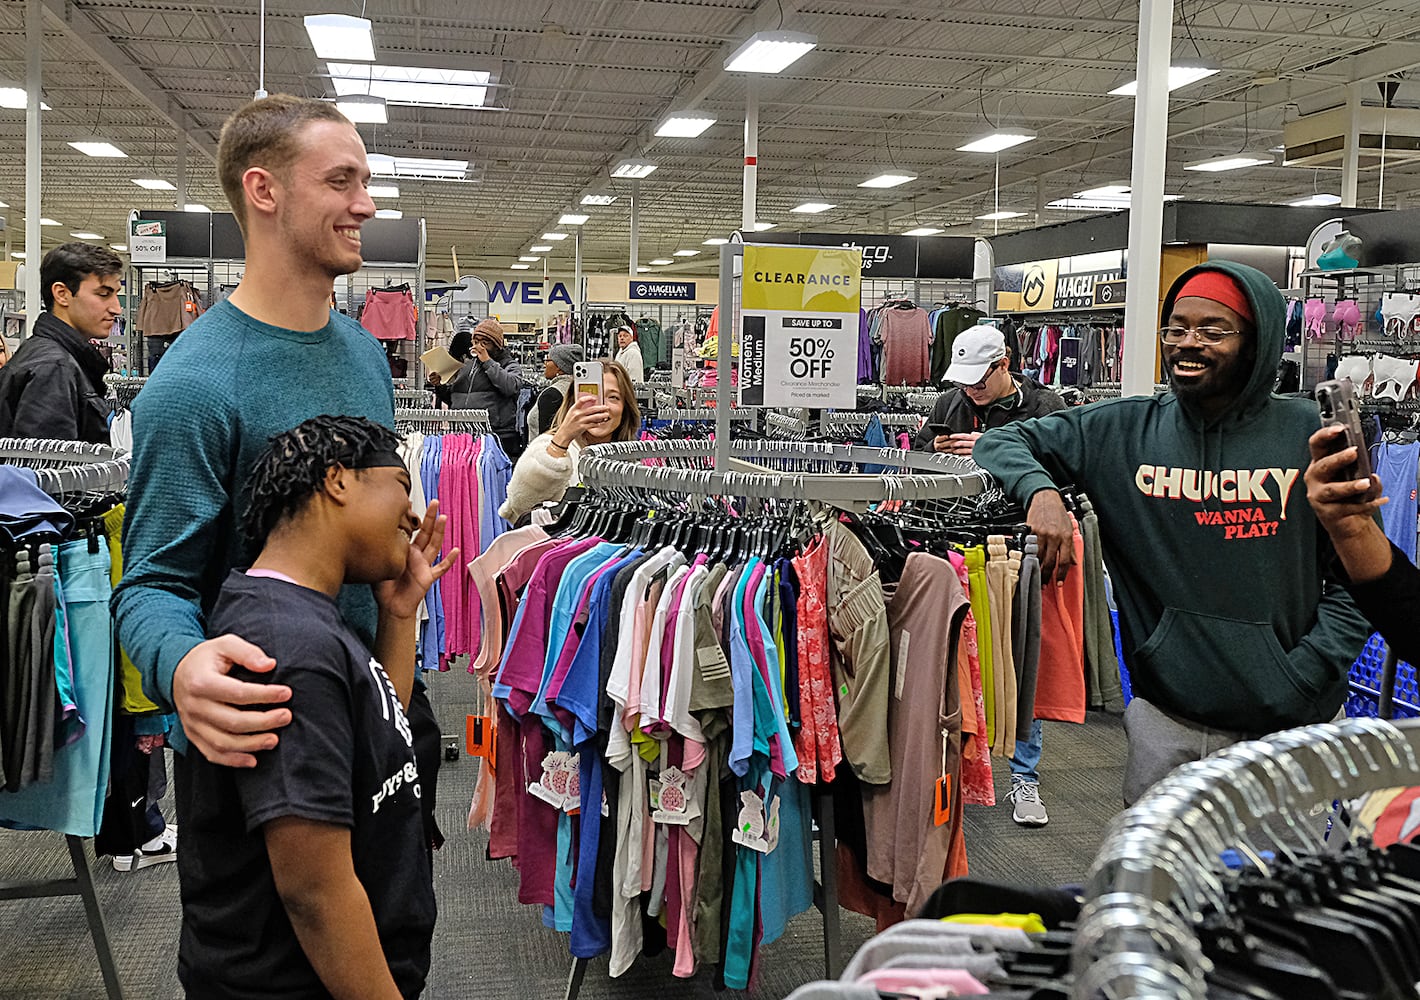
[[560, 788, 841, 1000], [0, 834, 124, 999]]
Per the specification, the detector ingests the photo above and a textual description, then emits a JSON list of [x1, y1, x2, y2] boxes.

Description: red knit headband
[[1175, 271, 1253, 323]]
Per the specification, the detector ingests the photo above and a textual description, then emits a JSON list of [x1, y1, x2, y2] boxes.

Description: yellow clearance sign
[[740, 245, 862, 408]]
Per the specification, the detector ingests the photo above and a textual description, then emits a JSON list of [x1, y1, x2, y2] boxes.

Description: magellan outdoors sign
[[629, 280, 696, 300], [994, 259, 1126, 313]]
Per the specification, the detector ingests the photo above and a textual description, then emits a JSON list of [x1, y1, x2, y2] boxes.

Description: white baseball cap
[[944, 325, 1008, 385]]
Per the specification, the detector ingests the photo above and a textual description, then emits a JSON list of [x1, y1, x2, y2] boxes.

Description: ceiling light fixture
[[581, 191, 617, 206], [859, 173, 916, 189], [304, 14, 375, 61], [956, 130, 1036, 153], [0, 87, 50, 110], [1047, 193, 1181, 211], [791, 202, 835, 214], [558, 213, 589, 225], [976, 210, 1027, 221], [703, 237, 730, 245], [611, 158, 657, 179], [367, 183, 400, 198], [1109, 61, 1219, 97], [132, 178, 176, 190], [184, 204, 211, 213], [69, 231, 103, 239], [510, 263, 531, 270], [541, 232, 569, 240], [1076, 184, 1131, 200], [25, 217, 61, 226], [650, 258, 674, 265], [334, 94, 387, 124], [752, 222, 776, 231], [636, 266, 652, 273], [655, 113, 717, 138], [109, 244, 127, 252], [724, 30, 817, 74], [1184, 155, 1272, 172], [530, 244, 554, 252], [519, 255, 540, 262], [673, 249, 700, 257], [329, 62, 491, 108], [903, 227, 943, 236], [10, 252, 25, 260], [69, 141, 126, 158], [374, 209, 403, 219], [1288, 193, 1343, 207], [366, 154, 468, 180]]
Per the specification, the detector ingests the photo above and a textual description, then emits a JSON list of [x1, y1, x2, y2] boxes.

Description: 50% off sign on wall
[[738, 244, 863, 408]]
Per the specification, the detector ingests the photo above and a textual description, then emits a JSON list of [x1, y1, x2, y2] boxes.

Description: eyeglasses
[[1158, 326, 1242, 346]]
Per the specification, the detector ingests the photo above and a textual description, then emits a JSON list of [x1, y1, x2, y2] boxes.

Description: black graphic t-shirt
[[177, 571, 435, 999]]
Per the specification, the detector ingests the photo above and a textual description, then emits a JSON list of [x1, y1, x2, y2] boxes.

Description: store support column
[[1342, 83, 1362, 208], [23, 0, 40, 327], [742, 76, 759, 231], [1122, 0, 1174, 398]]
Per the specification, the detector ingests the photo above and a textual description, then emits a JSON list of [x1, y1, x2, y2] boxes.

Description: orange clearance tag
[[934, 775, 953, 827], [466, 713, 494, 759]]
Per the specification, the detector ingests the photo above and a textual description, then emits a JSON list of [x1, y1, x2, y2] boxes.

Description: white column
[[175, 131, 188, 210], [629, 180, 640, 280], [24, 0, 41, 327], [742, 77, 759, 232], [1035, 175, 1047, 223], [1122, 0, 1174, 399], [1342, 83, 1362, 208], [573, 228, 583, 336]]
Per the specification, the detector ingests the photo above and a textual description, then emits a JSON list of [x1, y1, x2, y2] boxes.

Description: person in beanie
[[447, 317, 525, 456], [975, 262, 1369, 804], [530, 343, 583, 440]]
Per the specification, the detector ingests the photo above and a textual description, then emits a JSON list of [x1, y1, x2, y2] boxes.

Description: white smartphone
[[573, 361, 604, 406]]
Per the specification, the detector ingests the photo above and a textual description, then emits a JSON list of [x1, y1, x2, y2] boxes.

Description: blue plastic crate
[[1347, 632, 1420, 719]]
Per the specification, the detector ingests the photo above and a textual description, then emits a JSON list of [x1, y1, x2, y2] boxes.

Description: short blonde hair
[[218, 94, 350, 232]]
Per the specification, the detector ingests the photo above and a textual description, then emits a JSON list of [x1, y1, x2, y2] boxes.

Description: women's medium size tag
[[934, 775, 953, 827]]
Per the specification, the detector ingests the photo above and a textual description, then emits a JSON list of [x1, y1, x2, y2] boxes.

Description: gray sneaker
[[1008, 778, 1049, 827]]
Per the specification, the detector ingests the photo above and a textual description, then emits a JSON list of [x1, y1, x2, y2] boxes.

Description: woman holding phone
[[498, 359, 642, 525]]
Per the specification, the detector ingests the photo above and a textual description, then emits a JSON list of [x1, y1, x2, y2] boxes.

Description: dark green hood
[[1160, 260, 1286, 425]]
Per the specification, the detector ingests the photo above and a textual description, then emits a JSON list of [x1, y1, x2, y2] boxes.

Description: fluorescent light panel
[[0, 88, 50, 110], [184, 204, 210, 213], [69, 141, 126, 158], [703, 237, 729, 245], [903, 227, 943, 236], [367, 154, 468, 179], [581, 192, 617, 206], [558, 213, 589, 225], [510, 264, 531, 270], [305, 14, 375, 61], [530, 245, 554, 252], [859, 173, 916, 189], [69, 231, 103, 239], [636, 266, 652, 272], [334, 94, 387, 124], [673, 249, 699, 257], [367, 183, 399, 198], [541, 232, 569, 240], [10, 252, 24, 259], [132, 178, 175, 190], [1288, 193, 1342, 207], [1184, 155, 1272, 172], [956, 130, 1036, 153], [24, 217, 61, 226], [611, 158, 657, 179], [655, 113, 716, 138], [724, 30, 817, 74], [519, 255, 540, 262], [109, 244, 127, 252], [976, 210, 1027, 221], [329, 62, 491, 109], [791, 202, 835, 214], [1109, 63, 1219, 97], [374, 209, 403, 219], [649, 259, 673, 265]]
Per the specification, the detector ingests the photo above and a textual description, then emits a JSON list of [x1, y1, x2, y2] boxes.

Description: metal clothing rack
[[563, 437, 990, 999], [393, 388, 435, 408], [1074, 716, 1420, 999], [392, 408, 492, 434], [0, 438, 129, 1000]]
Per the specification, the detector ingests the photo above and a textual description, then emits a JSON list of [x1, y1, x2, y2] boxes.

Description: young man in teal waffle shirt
[[112, 96, 443, 833]]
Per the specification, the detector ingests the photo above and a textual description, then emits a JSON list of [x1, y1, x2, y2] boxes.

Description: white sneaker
[[1008, 778, 1049, 827], [112, 826, 177, 872]]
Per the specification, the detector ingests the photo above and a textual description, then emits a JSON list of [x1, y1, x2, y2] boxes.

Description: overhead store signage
[[129, 219, 167, 264], [739, 244, 862, 408], [629, 280, 696, 300], [743, 231, 973, 279], [487, 280, 575, 306], [993, 260, 1125, 312]]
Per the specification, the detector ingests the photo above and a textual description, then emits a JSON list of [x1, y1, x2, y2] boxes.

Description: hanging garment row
[[858, 301, 990, 388], [1016, 320, 1121, 388]]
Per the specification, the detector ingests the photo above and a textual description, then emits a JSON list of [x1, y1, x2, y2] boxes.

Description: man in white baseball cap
[[913, 325, 1066, 459], [913, 322, 1066, 827]]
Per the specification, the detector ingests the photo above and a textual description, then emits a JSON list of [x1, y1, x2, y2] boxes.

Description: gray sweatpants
[[1120, 696, 1253, 806]]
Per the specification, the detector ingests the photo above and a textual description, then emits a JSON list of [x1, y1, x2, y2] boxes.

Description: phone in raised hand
[[1315, 378, 1374, 483], [574, 361, 605, 407]]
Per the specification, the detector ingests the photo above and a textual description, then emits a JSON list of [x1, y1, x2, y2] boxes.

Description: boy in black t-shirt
[[175, 415, 459, 1000]]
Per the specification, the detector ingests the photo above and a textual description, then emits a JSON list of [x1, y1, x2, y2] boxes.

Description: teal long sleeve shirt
[[111, 300, 396, 747]]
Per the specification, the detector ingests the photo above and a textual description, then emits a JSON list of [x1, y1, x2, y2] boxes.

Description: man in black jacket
[[915, 323, 1066, 828], [0, 242, 122, 443], [912, 325, 1065, 456]]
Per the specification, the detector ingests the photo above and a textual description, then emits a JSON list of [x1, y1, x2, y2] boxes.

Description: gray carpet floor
[[0, 670, 1128, 999]]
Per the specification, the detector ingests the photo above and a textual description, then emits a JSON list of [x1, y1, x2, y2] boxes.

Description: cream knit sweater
[[498, 431, 581, 524]]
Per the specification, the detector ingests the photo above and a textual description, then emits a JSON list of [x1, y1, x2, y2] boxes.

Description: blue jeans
[[1009, 718, 1044, 784]]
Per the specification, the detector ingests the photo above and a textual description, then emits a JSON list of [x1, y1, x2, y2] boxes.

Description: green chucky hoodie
[[974, 261, 1369, 733]]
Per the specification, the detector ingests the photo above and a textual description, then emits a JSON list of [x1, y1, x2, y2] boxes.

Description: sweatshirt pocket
[[1133, 608, 1319, 732]]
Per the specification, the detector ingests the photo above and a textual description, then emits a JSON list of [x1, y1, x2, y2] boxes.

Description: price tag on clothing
[[466, 713, 494, 760], [894, 630, 911, 700], [650, 767, 693, 826], [934, 776, 953, 827], [731, 789, 771, 853]]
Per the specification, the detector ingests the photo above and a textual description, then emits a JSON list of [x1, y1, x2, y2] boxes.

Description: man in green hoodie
[[975, 262, 1371, 803]]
